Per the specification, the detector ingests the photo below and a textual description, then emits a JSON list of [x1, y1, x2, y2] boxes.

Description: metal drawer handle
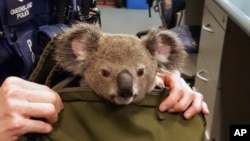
[[202, 24, 214, 33], [196, 70, 209, 82]]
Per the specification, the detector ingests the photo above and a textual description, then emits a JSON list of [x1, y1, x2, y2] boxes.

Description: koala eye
[[101, 69, 110, 77], [137, 68, 144, 77]]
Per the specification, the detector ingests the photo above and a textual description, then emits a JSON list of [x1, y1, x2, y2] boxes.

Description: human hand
[[0, 77, 63, 141], [155, 71, 209, 119]]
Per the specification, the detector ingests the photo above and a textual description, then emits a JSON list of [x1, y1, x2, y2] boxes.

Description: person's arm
[[156, 71, 209, 119], [0, 77, 63, 141]]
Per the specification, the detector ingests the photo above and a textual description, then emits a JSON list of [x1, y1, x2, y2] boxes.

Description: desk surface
[[214, 0, 250, 37]]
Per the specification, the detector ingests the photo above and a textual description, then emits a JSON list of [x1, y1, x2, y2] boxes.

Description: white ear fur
[[71, 39, 88, 61], [143, 28, 187, 71], [55, 23, 102, 76], [154, 42, 171, 63]]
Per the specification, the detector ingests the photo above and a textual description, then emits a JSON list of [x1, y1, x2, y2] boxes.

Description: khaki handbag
[[25, 38, 206, 141]]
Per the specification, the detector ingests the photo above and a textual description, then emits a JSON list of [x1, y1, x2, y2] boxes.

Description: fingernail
[[184, 112, 191, 119], [168, 108, 175, 113], [159, 106, 167, 112]]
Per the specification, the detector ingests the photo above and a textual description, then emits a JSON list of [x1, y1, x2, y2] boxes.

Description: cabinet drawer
[[199, 7, 225, 85], [194, 54, 217, 140], [205, 0, 227, 29]]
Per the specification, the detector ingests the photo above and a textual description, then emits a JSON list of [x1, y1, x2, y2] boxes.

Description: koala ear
[[55, 23, 101, 75], [142, 28, 187, 72]]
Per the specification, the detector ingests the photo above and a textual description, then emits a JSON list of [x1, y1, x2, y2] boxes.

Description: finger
[[155, 75, 165, 88], [25, 89, 63, 113], [183, 92, 203, 119], [159, 87, 183, 112], [3, 77, 50, 91], [21, 119, 53, 135], [201, 101, 210, 115], [6, 85, 63, 113], [167, 91, 194, 113], [157, 73, 181, 111], [30, 103, 58, 124], [156, 73, 171, 86], [14, 100, 59, 124], [3, 77, 63, 111]]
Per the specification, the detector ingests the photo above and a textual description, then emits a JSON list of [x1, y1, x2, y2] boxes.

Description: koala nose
[[117, 70, 133, 98]]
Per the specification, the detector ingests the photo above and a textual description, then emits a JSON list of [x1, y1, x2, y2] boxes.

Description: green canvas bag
[[25, 39, 206, 141]]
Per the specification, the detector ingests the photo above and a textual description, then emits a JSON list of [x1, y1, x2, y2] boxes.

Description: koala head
[[55, 23, 187, 105]]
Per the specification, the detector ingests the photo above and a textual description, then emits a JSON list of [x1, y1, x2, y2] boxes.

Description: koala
[[55, 23, 187, 105]]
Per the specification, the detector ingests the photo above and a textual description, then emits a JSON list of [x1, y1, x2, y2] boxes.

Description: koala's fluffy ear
[[142, 28, 187, 73], [55, 23, 101, 75]]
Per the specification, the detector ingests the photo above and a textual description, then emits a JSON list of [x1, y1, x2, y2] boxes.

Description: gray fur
[[54, 23, 187, 105]]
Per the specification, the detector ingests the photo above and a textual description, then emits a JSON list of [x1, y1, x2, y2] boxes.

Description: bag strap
[[29, 38, 57, 84]]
